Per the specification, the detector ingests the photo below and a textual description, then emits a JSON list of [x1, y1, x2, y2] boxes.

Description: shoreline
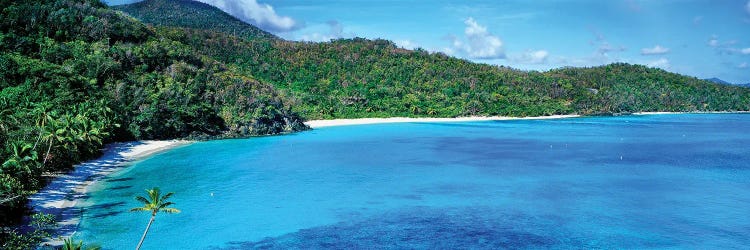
[[632, 111, 750, 115], [28, 111, 746, 244], [305, 114, 582, 128], [305, 112, 750, 128], [28, 140, 193, 245]]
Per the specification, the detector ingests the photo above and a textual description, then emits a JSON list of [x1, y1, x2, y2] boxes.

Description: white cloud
[[587, 28, 626, 61], [299, 20, 351, 42], [596, 42, 626, 55], [746, 0, 750, 14], [395, 40, 418, 50], [708, 38, 719, 47], [448, 17, 506, 59], [440, 47, 456, 56], [708, 36, 745, 55], [511, 50, 549, 64], [299, 33, 331, 42], [641, 45, 670, 55], [197, 0, 300, 32], [647, 58, 670, 69], [548, 30, 628, 68], [738, 62, 748, 69]]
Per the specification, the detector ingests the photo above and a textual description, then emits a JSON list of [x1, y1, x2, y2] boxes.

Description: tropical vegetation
[[130, 187, 180, 250], [1, 0, 749, 248], [60, 237, 101, 250]]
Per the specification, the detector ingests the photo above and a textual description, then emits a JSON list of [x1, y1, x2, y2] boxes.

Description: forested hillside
[[119, 1, 750, 119], [113, 0, 276, 40], [0, 1, 305, 246], [2, 0, 750, 248], [164, 31, 750, 119]]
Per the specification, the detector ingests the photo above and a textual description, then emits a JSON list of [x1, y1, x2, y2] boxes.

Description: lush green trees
[[156, 20, 750, 119], [130, 187, 180, 250], [113, 0, 276, 40], [0, 213, 56, 250], [0, 0, 305, 246], [61, 238, 101, 250], [1, 0, 750, 247]]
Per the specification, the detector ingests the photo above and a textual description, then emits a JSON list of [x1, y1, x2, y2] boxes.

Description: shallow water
[[76, 114, 750, 249]]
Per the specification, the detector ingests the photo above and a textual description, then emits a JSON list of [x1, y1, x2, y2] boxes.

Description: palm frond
[[160, 207, 181, 214], [135, 195, 150, 205], [131, 187, 180, 215], [130, 207, 149, 212], [148, 188, 160, 201], [160, 192, 174, 201], [158, 201, 173, 208]]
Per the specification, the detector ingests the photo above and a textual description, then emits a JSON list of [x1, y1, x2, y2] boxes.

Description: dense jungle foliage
[[126, 0, 750, 119], [113, 0, 276, 40], [0, 0, 305, 247], [2, 0, 750, 248]]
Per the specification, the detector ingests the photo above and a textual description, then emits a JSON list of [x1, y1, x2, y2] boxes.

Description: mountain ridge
[[2, 0, 750, 247], [705, 77, 732, 85], [113, 0, 277, 40], [705, 77, 750, 88]]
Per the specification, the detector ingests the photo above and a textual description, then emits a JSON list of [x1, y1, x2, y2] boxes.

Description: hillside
[[112, 0, 277, 40], [0, 1, 304, 244], [706, 78, 750, 88], [112, 1, 750, 119], [161, 30, 750, 119], [2, 0, 750, 247], [705, 77, 732, 85]]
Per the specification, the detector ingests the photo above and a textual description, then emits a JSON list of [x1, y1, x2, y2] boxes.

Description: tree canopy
[[1, 0, 750, 247]]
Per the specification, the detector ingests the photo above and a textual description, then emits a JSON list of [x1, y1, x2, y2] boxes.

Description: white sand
[[632, 112, 682, 115], [28, 140, 193, 245], [305, 115, 581, 128]]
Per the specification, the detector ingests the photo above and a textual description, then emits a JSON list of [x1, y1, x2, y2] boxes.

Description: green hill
[[112, 0, 277, 40], [112, 0, 750, 119], [2, 0, 750, 247], [162, 32, 750, 119], [0, 1, 303, 241]]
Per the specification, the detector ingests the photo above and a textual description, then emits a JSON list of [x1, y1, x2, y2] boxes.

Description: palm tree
[[61, 238, 83, 250], [31, 103, 53, 151], [0, 96, 18, 134], [130, 187, 180, 250], [2, 142, 40, 179], [61, 237, 101, 250]]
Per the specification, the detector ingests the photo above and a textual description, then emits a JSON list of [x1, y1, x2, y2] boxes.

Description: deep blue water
[[76, 114, 750, 249]]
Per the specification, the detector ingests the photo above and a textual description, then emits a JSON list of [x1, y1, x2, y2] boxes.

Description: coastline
[[632, 111, 750, 115], [305, 115, 581, 128], [27, 111, 746, 245], [28, 140, 193, 245], [305, 111, 750, 128]]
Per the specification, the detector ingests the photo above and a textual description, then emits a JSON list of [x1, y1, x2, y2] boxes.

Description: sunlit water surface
[[76, 114, 750, 249]]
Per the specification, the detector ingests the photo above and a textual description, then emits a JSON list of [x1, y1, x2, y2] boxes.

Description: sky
[[106, 0, 750, 84]]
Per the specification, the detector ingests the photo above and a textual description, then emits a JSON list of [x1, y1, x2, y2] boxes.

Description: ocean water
[[75, 114, 750, 249]]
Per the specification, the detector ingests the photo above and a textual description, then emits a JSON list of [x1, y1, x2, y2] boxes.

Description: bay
[[76, 114, 750, 249]]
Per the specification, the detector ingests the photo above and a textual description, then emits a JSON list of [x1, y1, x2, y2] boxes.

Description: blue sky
[[106, 0, 750, 84]]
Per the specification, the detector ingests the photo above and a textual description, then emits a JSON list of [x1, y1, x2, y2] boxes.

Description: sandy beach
[[28, 140, 193, 245], [305, 115, 582, 128], [632, 112, 683, 115]]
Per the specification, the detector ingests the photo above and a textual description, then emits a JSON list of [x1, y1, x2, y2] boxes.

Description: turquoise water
[[76, 114, 750, 249]]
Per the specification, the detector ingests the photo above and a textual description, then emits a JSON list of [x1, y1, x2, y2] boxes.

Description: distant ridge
[[705, 77, 732, 85], [114, 0, 750, 119], [705, 78, 750, 88], [113, 0, 277, 40]]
